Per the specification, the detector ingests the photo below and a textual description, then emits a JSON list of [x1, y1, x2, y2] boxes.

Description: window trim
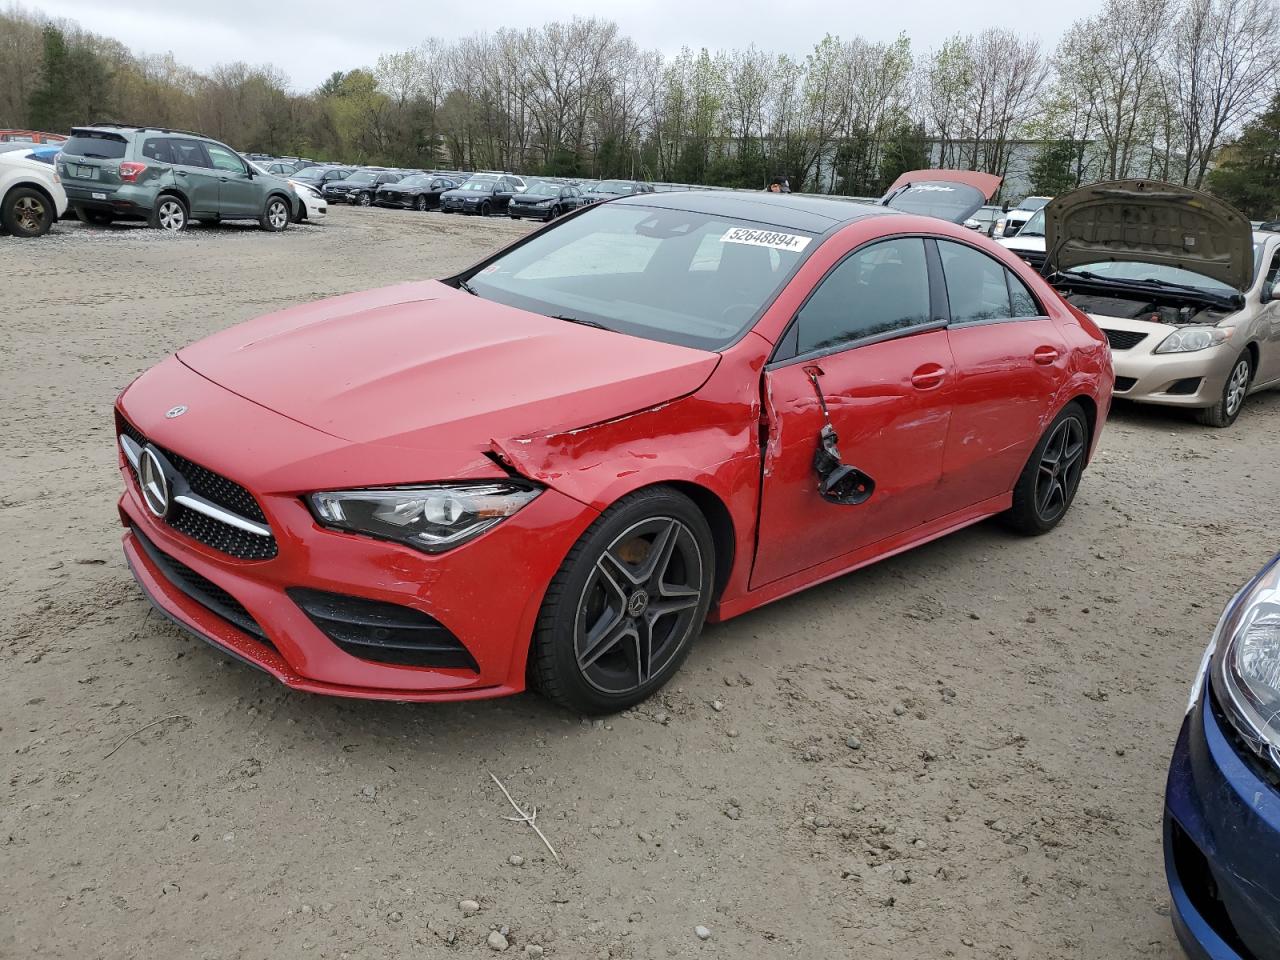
[[768, 233, 949, 368], [934, 236, 1049, 328]]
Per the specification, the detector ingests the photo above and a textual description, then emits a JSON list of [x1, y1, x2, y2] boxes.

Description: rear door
[[1256, 244, 1280, 385], [934, 238, 1069, 513], [753, 236, 956, 588], [168, 138, 220, 216], [204, 142, 259, 218]]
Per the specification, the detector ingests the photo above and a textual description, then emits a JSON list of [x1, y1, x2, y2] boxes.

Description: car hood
[[326, 179, 371, 189], [1044, 179, 1254, 291], [177, 281, 720, 452]]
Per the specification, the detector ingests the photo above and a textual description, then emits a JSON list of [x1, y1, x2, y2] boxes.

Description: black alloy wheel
[[1005, 402, 1088, 535], [413, 195, 427, 211], [532, 488, 714, 714], [357, 191, 373, 206]]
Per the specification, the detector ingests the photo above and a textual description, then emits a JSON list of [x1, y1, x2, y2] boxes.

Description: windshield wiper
[[457, 279, 478, 296], [1060, 270, 1240, 307], [552, 314, 609, 330]]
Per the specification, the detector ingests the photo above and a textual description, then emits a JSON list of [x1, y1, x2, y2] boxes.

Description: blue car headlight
[[1210, 554, 1280, 770]]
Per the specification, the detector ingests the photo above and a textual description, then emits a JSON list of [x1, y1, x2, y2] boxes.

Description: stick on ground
[[488, 771, 563, 866], [104, 714, 188, 759]]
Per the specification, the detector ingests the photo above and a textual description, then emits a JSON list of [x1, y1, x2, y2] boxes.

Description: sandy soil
[[2, 206, 1277, 960]]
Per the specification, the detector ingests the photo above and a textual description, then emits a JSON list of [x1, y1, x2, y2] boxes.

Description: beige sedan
[[1045, 182, 1280, 426]]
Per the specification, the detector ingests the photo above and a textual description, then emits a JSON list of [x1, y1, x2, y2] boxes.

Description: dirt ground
[[3, 205, 1277, 960]]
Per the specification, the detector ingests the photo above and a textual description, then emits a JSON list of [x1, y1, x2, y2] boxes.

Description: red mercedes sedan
[[116, 185, 1113, 714]]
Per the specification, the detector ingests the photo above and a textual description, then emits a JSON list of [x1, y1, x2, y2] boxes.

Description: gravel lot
[[3, 206, 1278, 960]]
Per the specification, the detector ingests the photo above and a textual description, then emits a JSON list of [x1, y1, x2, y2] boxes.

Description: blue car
[[1165, 551, 1280, 959]]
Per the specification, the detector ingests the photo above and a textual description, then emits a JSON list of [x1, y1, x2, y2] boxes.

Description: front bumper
[[1095, 316, 1238, 408], [115, 368, 598, 701], [1164, 688, 1280, 959]]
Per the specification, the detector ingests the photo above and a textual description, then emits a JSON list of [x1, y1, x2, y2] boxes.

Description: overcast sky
[[37, 0, 1108, 91]]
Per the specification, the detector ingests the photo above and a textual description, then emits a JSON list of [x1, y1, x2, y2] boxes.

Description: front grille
[[1103, 329, 1148, 351], [131, 524, 270, 644], [288, 587, 478, 671], [117, 413, 278, 560]]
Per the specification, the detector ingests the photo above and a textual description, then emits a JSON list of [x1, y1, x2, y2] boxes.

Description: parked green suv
[[58, 125, 301, 232]]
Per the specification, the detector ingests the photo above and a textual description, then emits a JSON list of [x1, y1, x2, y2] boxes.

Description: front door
[[753, 236, 956, 588]]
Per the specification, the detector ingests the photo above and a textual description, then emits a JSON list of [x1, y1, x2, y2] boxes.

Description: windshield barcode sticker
[[720, 228, 811, 252]]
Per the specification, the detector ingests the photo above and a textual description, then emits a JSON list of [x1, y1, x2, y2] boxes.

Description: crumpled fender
[[489, 345, 769, 606]]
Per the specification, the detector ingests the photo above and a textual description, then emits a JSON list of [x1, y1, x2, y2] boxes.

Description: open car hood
[[880, 169, 1003, 224], [1044, 180, 1254, 291]]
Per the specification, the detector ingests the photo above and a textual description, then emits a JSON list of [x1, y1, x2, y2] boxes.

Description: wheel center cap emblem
[[139, 446, 171, 519], [627, 590, 650, 618]]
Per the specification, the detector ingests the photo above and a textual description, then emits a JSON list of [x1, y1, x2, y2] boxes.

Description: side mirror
[[1001, 201, 1010, 213]]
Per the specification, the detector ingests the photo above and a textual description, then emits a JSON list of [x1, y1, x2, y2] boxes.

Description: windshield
[[1016, 209, 1045, 237], [1065, 260, 1239, 295], [464, 203, 812, 350], [1019, 196, 1051, 211], [398, 175, 430, 186], [590, 180, 633, 193], [460, 181, 492, 192], [292, 167, 325, 180], [347, 171, 376, 184], [525, 182, 560, 197]]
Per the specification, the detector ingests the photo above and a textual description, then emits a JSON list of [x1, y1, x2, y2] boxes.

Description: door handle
[[1033, 346, 1060, 365], [910, 364, 947, 390], [175, 171, 187, 176]]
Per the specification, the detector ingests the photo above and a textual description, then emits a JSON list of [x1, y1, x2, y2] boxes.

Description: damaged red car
[[116, 182, 1113, 713]]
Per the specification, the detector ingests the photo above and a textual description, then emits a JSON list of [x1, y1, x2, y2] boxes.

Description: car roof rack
[[83, 121, 211, 138]]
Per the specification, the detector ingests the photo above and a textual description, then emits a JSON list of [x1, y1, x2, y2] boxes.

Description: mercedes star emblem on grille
[[139, 447, 171, 518], [165, 405, 188, 419]]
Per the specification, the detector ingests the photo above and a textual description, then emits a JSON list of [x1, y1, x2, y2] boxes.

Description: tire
[[1004, 402, 1089, 535], [479, 200, 491, 217], [531, 487, 715, 714], [260, 195, 291, 232], [148, 194, 188, 232], [413, 195, 427, 211], [2, 187, 55, 237], [357, 191, 372, 207], [76, 207, 114, 227], [1197, 351, 1252, 427]]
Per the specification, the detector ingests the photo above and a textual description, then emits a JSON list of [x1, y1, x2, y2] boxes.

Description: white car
[[997, 207, 1046, 271], [248, 161, 326, 222], [994, 195, 1051, 238], [0, 146, 69, 237]]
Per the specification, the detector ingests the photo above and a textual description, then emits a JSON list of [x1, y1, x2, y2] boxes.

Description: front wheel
[[413, 195, 427, 211], [1004, 402, 1088, 535], [260, 196, 290, 232], [531, 488, 714, 714], [1198, 352, 1252, 427], [478, 200, 491, 217], [546, 205, 561, 221], [3, 187, 55, 237], [355, 192, 372, 206]]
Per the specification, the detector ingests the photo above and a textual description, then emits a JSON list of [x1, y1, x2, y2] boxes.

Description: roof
[[615, 190, 897, 234]]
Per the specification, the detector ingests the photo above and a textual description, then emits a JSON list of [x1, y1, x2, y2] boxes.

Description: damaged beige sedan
[[1045, 180, 1280, 426]]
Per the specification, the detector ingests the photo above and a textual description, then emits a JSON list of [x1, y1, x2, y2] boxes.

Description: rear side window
[[938, 239, 1040, 323], [142, 138, 173, 163], [169, 139, 210, 168], [63, 133, 127, 160], [795, 237, 932, 354]]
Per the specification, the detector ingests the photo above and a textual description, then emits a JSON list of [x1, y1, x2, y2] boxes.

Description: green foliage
[[1030, 139, 1080, 196], [1207, 92, 1280, 219]]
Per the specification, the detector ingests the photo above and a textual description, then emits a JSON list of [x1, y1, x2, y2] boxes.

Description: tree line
[[3, 0, 1280, 213]]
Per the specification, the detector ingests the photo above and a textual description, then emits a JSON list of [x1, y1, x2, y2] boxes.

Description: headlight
[[291, 182, 321, 200], [1154, 326, 1229, 353], [995, 218, 1007, 235], [1210, 555, 1280, 769], [308, 483, 540, 553]]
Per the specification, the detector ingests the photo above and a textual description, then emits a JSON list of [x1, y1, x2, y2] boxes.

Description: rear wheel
[[260, 196, 290, 232], [149, 195, 188, 232], [1004, 402, 1088, 535], [3, 187, 54, 237], [1197, 352, 1252, 427], [531, 488, 714, 714]]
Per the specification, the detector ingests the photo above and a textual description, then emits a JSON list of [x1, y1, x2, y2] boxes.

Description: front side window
[[938, 240, 1016, 324], [465, 203, 811, 350], [794, 237, 932, 354], [206, 143, 246, 173]]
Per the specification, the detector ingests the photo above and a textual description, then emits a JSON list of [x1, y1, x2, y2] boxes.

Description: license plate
[[75, 165, 98, 180], [92, 192, 106, 200]]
